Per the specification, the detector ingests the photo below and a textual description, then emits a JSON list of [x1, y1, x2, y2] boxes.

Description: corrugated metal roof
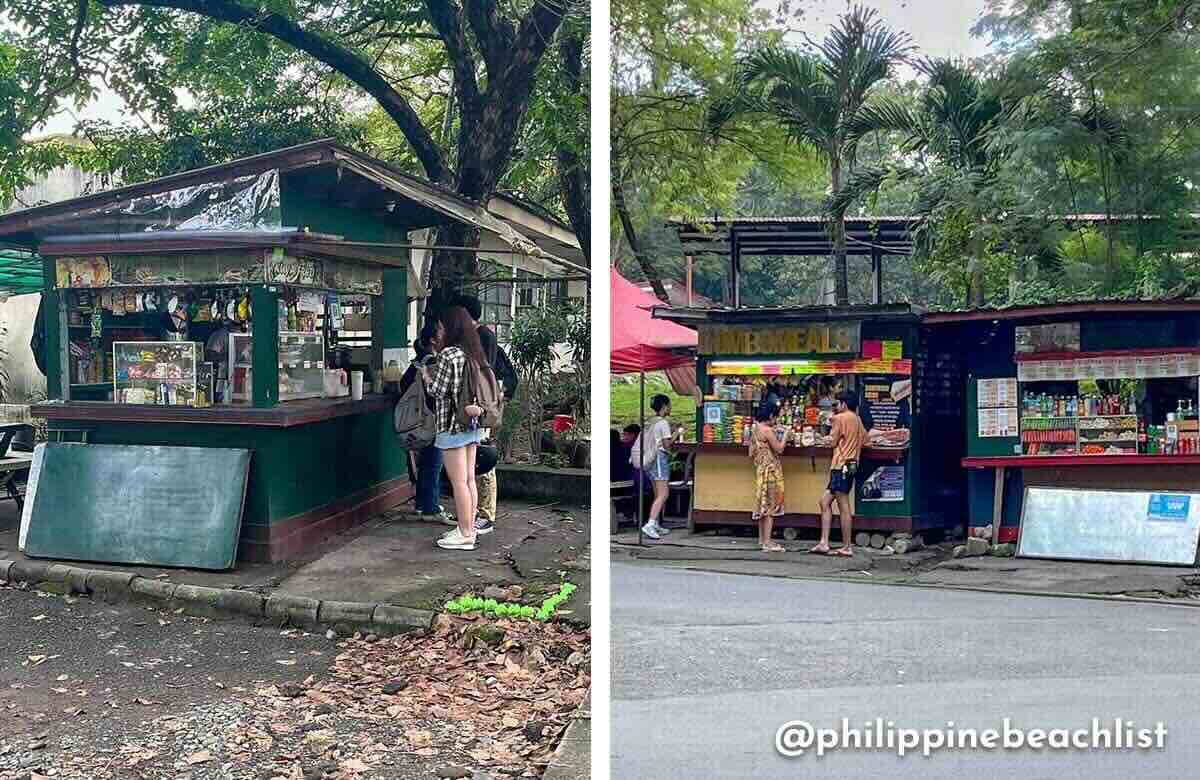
[[0, 249, 43, 294]]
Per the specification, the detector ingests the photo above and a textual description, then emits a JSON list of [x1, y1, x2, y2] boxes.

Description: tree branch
[[424, 0, 481, 116], [505, 0, 564, 88], [99, 0, 448, 183], [464, 0, 514, 75]]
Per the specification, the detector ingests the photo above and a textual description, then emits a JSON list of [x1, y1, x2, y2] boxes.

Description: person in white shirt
[[631, 394, 680, 540]]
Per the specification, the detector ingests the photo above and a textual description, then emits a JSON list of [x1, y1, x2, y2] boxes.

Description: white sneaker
[[641, 522, 660, 540], [653, 524, 671, 535], [437, 528, 476, 550]]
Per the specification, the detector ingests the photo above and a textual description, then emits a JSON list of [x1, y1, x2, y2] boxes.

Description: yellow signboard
[[698, 323, 861, 356]]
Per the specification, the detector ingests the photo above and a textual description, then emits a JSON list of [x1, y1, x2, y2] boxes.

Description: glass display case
[[278, 331, 325, 401], [112, 341, 198, 406], [229, 332, 253, 403]]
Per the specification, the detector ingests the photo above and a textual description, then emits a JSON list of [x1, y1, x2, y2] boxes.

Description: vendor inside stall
[[654, 304, 959, 538]]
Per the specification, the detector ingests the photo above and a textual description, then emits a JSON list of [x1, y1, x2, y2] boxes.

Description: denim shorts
[[646, 450, 670, 481], [435, 429, 483, 450], [828, 468, 855, 495]]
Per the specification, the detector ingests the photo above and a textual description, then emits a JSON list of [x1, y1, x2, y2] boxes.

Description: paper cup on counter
[[350, 370, 364, 400]]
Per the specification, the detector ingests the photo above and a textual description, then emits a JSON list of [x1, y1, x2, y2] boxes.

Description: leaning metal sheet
[[20, 443, 251, 570], [1018, 486, 1200, 566]]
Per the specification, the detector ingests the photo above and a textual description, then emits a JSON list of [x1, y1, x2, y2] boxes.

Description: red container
[[552, 414, 575, 434]]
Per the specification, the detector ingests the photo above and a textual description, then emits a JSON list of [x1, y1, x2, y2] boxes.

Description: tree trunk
[[830, 155, 849, 306], [556, 27, 590, 260], [613, 178, 669, 302], [971, 263, 986, 308], [428, 221, 482, 311]]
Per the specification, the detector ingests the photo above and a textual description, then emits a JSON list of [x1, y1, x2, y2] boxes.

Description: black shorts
[[827, 469, 854, 496]]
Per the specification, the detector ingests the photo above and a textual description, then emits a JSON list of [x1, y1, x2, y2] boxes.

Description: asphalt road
[[612, 562, 1200, 779]]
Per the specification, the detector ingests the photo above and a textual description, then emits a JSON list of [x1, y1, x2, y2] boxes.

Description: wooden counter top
[[31, 394, 394, 428], [678, 441, 907, 463], [962, 454, 1200, 468]]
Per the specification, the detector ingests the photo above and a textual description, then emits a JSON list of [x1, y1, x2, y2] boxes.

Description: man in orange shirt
[[812, 390, 867, 556]]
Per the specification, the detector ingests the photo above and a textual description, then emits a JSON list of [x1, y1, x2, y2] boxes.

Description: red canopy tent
[[610, 267, 698, 543], [610, 266, 696, 374]]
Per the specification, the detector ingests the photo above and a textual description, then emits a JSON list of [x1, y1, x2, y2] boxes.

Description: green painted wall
[[279, 187, 412, 244], [47, 410, 409, 535], [376, 268, 408, 349]]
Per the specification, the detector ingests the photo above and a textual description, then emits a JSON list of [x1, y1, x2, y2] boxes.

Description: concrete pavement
[[0, 500, 590, 627], [613, 528, 1200, 602], [613, 562, 1200, 779]]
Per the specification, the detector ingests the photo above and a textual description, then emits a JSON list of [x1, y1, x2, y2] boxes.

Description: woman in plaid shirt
[[424, 306, 489, 550]]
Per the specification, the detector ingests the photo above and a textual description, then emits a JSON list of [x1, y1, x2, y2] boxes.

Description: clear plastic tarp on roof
[[69, 169, 283, 234]]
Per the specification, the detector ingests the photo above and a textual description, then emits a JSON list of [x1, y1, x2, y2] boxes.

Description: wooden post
[[871, 244, 883, 305], [730, 229, 741, 309], [686, 254, 694, 307]]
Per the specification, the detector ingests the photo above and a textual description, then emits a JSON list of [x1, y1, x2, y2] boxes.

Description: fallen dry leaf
[[184, 750, 212, 765]]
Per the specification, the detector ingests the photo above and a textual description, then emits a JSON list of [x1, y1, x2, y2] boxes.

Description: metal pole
[[686, 254, 694, 307], [638, 370, 645, 546]]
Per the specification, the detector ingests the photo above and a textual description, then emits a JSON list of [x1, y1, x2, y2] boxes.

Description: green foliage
[[508, 304, 572, 457], [0, 0, 587, 238], [623, 0, 1200, 310], [443, 582, 577, 622], [610, 373, 696, 441]]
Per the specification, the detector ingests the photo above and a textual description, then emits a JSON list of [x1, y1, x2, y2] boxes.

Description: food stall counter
[[33, 395, 394, 428]]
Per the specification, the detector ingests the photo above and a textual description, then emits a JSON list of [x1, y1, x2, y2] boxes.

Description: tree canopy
[[614, 0, 1200, 310], [0, 0, 589, 284]]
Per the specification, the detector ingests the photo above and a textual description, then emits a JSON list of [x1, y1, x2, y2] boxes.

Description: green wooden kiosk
[[0, 141, 524, 563]]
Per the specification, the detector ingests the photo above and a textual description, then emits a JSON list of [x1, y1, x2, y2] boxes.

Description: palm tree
[[831, 58, 1127, 306], [830, 58, 1011, 306], [707, 6, 912, 305]]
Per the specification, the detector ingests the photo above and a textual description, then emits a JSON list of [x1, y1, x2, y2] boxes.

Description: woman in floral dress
[[749, 401, 787, 552]]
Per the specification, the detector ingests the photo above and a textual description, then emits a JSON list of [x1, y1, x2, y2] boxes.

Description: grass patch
[[610, 372, 696, 441], [444, 582, 578, 621]]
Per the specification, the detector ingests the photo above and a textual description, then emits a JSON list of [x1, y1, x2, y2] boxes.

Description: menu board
[[1020, 353, 1200, 381], [977, 378, 1017, 408], [912, 348, 963, 420], [977, 407, 1019, 438], [977, 377, 1018, 438], [862, 375, 903, 431]]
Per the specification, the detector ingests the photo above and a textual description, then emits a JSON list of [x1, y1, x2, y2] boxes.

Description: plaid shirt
[[428, 346, 467, 434]]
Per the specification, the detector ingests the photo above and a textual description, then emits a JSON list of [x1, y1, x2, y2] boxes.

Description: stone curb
[[667, 563, 1200, 609], [0, 559, 435, 636], [542, 691, 591, 780]]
